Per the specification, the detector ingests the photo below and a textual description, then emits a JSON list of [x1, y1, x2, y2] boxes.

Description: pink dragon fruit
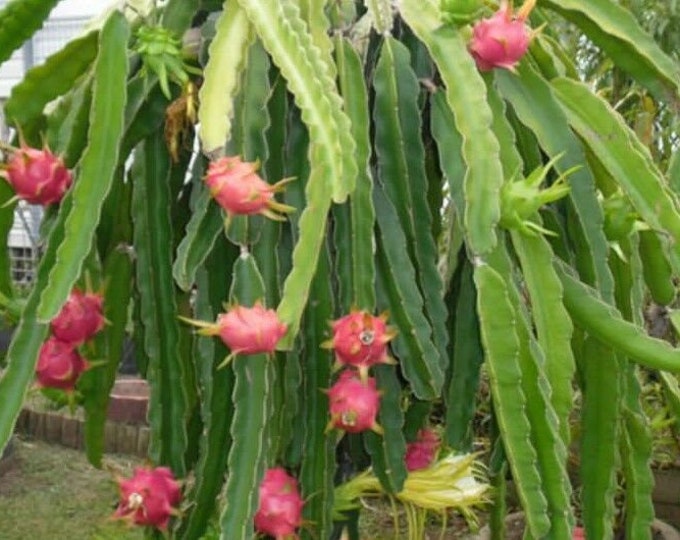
[[254, 467, 304, 540], [204, 156, 294, 221], [326, 370, 383, 434], [35, 337, 89, 392], [404, 428, 441, 471], [323, 310, 396, 381], [1, 144, 72, 205], [194, 302, 287, 360], [468, 0, 536, 71], [573, 527, 586, 539], [50, 289, 106, 346], [113, 466, 181, 530]]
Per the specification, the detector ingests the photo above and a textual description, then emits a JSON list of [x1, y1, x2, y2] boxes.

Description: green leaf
[[45, 74, 93, 168], [374, 186, 444, 400], [173, 160, 224, 291], [0, 0, 60, 65], [494, 65, 614, 299], [444, 260, 484, 451], [541, 0, 680, 104], [510, 232, 575, 447], [219, 254, 272, 540], [372, 37, 449, 369], [298, 247, 336, 540], [552, 77, 680, 274], [556, 261, 680, 372], [364, 365, 408, 494], [473, 262, 550, 538], [0, 182, 14, 298], [198, 0, 253, 155], [365, 0, 394, 34], [579, 337, 620, 540], [131, 134, 188, 476], [236, 0, 356, 203], [0, 192, 72, 453], [37, 12, 130, 322], [5, 31, 98, 129], [400, 0, 502, 255], [82, 173, 132, 467], [335, 37, 376, 311], [179, 242, 238, 540]]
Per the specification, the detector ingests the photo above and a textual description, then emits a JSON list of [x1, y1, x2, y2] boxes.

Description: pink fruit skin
[[114, 466, 181, 530], [254, 467, 304, 539], [205, 156, 276, 215], [327, 370, 381, 434], [469, 2, 533, 71], [50, 289, 105, 346], [35, 337, 89, 391], [573, 527, 586, 539], [328, 311, 393, 371], [404, 428, 441, 471], [3, 145, 72, 205], [215, 303, 287, 355]]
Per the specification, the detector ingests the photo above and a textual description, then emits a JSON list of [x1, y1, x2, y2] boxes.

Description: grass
[[0, 436, 143, 540], [0, 436, 483, 540]]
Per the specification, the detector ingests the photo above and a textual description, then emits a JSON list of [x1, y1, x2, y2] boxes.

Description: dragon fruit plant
[[0, 0, 680, 539]]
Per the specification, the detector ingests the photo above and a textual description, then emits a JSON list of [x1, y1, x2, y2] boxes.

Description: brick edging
[[14, 408, 149, 458]]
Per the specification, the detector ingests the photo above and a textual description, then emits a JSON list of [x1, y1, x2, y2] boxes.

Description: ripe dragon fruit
[[190, 302, 287, 363], [50, 289, 106, 346], [323, 310, 396, 381], [204, 156, 294, 221], [1, 144, 72, 205], [468, 0, 537, 72], [254, 467, 304, 540], [326, 370, 383, 434], [573, 527, 586, 539], [35, 337, 89, 392], [113, 466, 181, 530], [404, 428, 441, 471]]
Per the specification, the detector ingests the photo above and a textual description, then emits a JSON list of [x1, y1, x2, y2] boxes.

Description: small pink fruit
[[50, 289, 105, 346], [254, 467, 304, 540], [190, 302, 287, 363], [404, 428, 441, 471], [468, 0, 536, 72], [323, 310, 395, 380], [1, 144, 72, 205], [573, 526, 586, 539], [113, 466, 181, 530], [35, 337, 89, 392], [205, 156, 294, 221], [327, 370, 382, 434]]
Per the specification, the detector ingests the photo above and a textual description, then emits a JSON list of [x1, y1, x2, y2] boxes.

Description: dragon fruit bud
[[2, 144, 72, 205], [114, 466, 181, 530], [35, 337, 89, 392], [468, 0, 536, 72], [327, 370, 382, 434], [324, 310, 396, 380], [205, 156, 295, 221], [195, 302, 287, 358], [254, 467, 304, 540], [50, 289, 105, 346], [405, 428, 441, 471]]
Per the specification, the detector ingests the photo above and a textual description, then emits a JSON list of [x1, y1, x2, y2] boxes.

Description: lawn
[[0, 436, 482, 539], [0, 436, 143, 540]]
